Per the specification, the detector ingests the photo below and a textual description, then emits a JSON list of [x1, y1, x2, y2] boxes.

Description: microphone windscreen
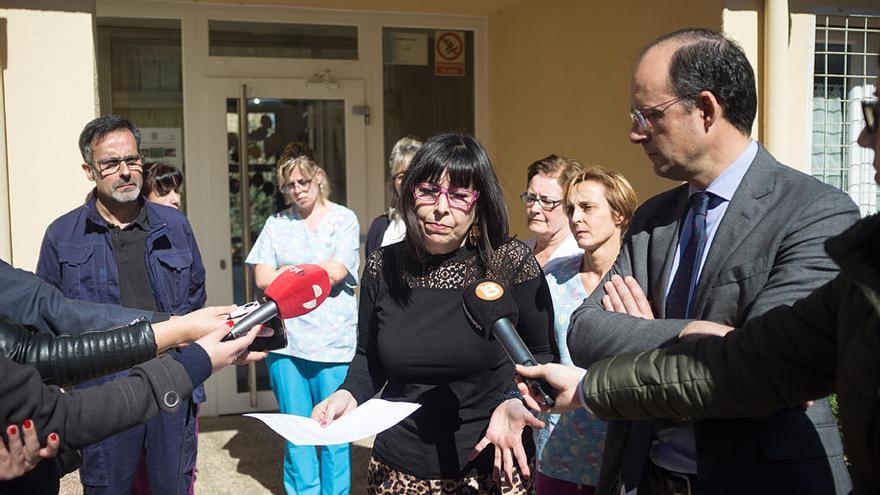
[[461, 279, 520, 336], [265, 264, 331, 319]]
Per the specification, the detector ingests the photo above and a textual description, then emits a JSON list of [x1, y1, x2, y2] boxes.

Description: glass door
[[193, 78, 367, 415]]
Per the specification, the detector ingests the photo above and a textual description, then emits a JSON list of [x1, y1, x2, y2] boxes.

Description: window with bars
[[812, 13, 879, 216]]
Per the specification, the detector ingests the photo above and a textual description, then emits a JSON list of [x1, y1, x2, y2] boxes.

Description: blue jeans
[[267, 353, 351, 495]]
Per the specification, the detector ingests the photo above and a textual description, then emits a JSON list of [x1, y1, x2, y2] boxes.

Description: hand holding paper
[[245, 399, 420, 446]]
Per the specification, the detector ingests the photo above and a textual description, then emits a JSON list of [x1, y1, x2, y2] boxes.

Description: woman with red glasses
[[313, 132, 556, 494]]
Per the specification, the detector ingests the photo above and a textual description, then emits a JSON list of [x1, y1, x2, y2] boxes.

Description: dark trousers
[[643, 461, 697, 495], [81, 401, 198, 495]]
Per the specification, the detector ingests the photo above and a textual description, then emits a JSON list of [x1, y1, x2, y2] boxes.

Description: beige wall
[[487, 0, 724, 239], [1, 2, 98, 270], [4, 0, 876, 262], [196, 0, 526, 17], [725, 0, 879, 174]]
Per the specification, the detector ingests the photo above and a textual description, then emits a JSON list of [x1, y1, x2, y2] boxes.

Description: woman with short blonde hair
[[564, 166, 638, 236], [532, 164, 637, 494]]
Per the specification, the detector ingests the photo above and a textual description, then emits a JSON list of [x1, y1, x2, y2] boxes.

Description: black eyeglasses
[[93, 154, 144, 176], [864, 99, 879, 134], [519, 192, 562, 211], [630, 95, 694, 133]]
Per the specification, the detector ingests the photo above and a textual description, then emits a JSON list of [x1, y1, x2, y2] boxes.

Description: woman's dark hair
[[142, 161, 183, 197], [399, 133, 509, 268], [280, 141, 317, 163]]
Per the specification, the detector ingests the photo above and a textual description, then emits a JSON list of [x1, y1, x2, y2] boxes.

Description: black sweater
[[341, 238, 555, 479]]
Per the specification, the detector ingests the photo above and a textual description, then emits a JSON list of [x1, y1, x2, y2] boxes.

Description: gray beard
[[110, 178, 142, 203]]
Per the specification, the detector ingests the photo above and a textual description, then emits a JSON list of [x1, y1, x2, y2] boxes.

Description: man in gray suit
[[566, 29, 858, 494]]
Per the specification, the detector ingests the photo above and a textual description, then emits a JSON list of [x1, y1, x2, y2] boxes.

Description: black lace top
[[341, 238, 555, 479]]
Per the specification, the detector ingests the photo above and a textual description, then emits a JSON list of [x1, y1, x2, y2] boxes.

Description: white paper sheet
[[245, 399, 421, 446]]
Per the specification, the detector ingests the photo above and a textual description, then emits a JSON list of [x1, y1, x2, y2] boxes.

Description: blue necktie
[[666, 192, 716, 319]]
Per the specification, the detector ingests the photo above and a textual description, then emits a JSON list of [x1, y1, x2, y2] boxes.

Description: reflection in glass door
[[227, 97, 346, 395], [196, 77, 368, 416]]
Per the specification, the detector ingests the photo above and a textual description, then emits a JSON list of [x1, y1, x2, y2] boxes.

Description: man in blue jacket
[[36, 115, 206, 495]]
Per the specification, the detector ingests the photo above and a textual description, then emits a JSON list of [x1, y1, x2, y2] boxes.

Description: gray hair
[[388, 136, 422, 175], [79, 115, 141, 163]]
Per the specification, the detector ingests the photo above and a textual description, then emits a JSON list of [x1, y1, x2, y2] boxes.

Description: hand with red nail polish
[[153, 305, 237, 353], [0, 420, 60, 480]]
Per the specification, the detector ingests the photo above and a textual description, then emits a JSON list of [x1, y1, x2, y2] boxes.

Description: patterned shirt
[[246, 203, 359, 363], [534, 254, 608, 486]]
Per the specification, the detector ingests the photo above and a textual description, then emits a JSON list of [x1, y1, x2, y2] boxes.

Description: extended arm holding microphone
[[223, 264, 330, 341], [463, 278, 555, 483], [462, 280, 556, 407]]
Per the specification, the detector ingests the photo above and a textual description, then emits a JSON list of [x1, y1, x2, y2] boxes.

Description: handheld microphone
[[462, 279, 555, 408], [222, 264, 330, 341]]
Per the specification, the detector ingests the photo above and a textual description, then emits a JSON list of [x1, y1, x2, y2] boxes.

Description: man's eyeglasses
[[863, 99, 879, 134], [519, 192, 562, 211], [94, 155, 143, 176], [630, 95, 692, 134], [280, 178, 313, 194], [412, 182, 480, 211]]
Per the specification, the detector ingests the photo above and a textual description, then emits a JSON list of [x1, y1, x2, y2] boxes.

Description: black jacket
[[0, 343, 211, 494], [0, 259, 165, 336], [0, 318, 158, 386]]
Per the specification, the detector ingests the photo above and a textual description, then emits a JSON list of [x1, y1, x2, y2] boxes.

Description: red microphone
[[223, 264, 330, 341]]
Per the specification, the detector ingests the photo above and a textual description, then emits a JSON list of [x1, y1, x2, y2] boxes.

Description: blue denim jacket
[[36, 193, 206, 318]]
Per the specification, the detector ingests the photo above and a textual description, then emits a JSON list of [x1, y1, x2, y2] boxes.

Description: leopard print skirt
[[367, 456, 534, 495]]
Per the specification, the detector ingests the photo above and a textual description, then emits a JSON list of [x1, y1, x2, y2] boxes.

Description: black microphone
[[462, 279, 555, 408], [223, 301, 278, 342]]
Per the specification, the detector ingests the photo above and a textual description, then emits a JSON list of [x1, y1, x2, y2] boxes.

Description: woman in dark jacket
[[0, 306, 234, 385], [314, 133, 555, 494], [0, 321, 265, 494]]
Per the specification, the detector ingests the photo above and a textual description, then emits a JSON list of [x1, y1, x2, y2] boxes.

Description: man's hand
[[0, 421, 60, 481], [469, 398, 544, 484], [678, 321, 734, 340], [514, 364, 585, 414], [601, 275, 655, 319]]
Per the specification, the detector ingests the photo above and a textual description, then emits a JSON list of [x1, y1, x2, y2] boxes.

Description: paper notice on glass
[[245, 399, 420, 446]]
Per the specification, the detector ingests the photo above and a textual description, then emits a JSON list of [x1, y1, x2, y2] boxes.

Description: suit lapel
[[651, 186, 689, 318], [689, 146, 776, 317]]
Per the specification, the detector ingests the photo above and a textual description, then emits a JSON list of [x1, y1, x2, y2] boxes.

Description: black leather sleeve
[[0, 318, 158, 386]]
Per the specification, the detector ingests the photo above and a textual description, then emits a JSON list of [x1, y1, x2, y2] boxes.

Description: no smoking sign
[[434, 31, 466, 77]]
